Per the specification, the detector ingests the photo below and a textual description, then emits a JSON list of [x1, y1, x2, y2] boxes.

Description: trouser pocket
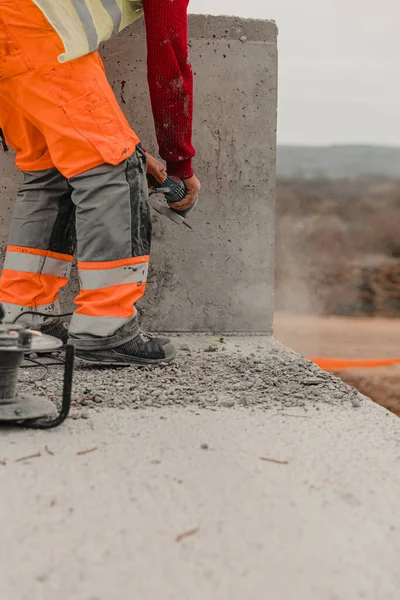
[[61, 88, 134, 166]]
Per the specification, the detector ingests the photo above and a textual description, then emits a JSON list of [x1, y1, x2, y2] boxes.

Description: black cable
[[26, 345, 75, 429], [18, 357, 49, 382], [12, 310, 73, 324], [21, 356, 66, 369]]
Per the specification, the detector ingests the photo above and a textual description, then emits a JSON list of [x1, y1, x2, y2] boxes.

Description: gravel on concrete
[[17, 337, 363, 420]]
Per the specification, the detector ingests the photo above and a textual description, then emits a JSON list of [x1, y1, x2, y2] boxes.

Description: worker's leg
[[68, 147, 151, 349], [0, 1, 76, 326], [0, 100, 74, 325], [0, 7, 174, 362]]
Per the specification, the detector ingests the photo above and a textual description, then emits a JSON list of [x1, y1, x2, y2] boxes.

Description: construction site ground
[[1, 335, 400, 599], [275, 312, 400, 414]]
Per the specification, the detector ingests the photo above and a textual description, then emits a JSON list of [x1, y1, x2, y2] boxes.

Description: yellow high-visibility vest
[[32, 0, 143, 63]]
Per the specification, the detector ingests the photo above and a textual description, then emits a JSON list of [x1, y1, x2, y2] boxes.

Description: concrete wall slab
[[0, 15, 278, 333]]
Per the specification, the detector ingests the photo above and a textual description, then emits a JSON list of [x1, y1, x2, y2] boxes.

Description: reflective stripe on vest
[[101, 0, 122, 36], [32, 0, 143, 62]]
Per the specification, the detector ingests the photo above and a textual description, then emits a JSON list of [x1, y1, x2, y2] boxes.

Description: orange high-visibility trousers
[[0, 0, 139, 177], [0, 0, 151, 349]]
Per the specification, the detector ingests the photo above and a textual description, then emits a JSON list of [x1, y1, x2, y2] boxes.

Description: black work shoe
[[37, 320, 69, 345], [75, 331, 176, 366], [140, 330, 171, 345]]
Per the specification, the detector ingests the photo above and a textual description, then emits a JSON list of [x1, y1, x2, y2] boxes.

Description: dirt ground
[[274, 312, 400, 414]]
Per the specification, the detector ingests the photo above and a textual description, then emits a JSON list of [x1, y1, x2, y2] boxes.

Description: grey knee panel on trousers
[[8, 169, 75, 255], [68, 146, 150, 263]]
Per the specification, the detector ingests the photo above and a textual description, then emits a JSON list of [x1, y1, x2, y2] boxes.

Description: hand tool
[[148, 175, 196, 229]]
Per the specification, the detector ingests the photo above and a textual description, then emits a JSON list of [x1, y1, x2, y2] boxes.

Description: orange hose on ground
[[310, 358, 400, 371]]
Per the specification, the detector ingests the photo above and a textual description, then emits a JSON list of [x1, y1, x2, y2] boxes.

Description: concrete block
[[0, 153, 19, 256], [0, 15, 278, 333]]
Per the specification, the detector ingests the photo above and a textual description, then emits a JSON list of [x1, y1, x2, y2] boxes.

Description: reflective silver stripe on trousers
[[79, 262, 148, 290], [71, 0, 98, 52], [100, 0, 122, 36], [69, 313, 135, 337], [3, 252, 72, 278], [0, 300, 61, 326]]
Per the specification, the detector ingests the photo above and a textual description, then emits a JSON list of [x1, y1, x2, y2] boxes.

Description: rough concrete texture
[[17, 337, 362, 415], [0, 15, 277, 333], [1, 337, 400, 600], [0, 154, 16, 254]]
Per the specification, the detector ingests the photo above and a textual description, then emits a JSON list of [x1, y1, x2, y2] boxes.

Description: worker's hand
[[169, 174, 201, 213], [146, 152, 167, 185]]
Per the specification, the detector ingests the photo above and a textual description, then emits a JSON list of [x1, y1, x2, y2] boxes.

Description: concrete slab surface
[[1, 338, 400, 600]]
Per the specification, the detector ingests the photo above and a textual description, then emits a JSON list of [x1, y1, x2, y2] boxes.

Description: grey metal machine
[[0, 304, 74, 428]]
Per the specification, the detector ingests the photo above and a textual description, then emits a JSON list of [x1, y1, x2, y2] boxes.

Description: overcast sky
[[190, 0, 400, 146]]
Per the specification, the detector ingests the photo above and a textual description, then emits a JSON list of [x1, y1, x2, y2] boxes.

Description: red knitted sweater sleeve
[[142, 0, 195, 179]]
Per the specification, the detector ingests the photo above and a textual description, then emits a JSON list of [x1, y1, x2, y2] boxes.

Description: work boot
[[37, 319, 69, 345], [75, 331, 176, 366]]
